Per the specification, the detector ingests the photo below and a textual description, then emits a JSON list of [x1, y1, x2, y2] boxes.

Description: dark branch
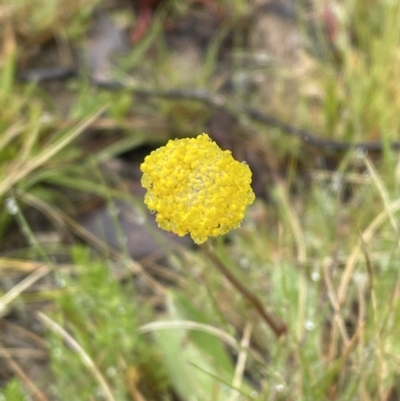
[[17, 69, 400, 153]]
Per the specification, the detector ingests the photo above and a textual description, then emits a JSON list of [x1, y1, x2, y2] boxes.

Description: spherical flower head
[[140, 133, 255, 244]]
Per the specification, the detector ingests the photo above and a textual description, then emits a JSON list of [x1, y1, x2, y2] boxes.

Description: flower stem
[[200, 242, 287, 338]]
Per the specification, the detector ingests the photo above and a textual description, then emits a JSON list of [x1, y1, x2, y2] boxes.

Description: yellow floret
[[140, 133, 255, 244]]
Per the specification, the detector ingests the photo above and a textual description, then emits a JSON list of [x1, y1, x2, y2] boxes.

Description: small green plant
[[43, 246, 169, 400]]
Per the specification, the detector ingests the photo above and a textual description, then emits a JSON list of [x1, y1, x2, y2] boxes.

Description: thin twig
[[16, 67, 400, 153], [101, 86, 400, 153], [200, 242, 287, 338]]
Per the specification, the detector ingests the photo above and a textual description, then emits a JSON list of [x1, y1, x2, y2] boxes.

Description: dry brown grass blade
[[0, 318, 47, 348], [323, 262, 350, 349], [138, 320, 264, 363], [338, 321, 364, 366], [15, 189, 69, 237], [0, 264, 50, 318], [338, 198, 400, 306], [0, 258, 46, 273], [0, 122, 25, 149], [364, 157, 399, 235], [0, 348, 47, 359], [126, 366, 148, 401], [2, 9, 16, 58], [228, 322, 252, 401], [60, 211, 168, 296], [0, 105, 107, 198], [0, 258, 75, 274], [275, 180, 307, 264], [356, 275, 367, 399], [361, 241, 384, 400], [37, 311, 116, 401], [0, 340, 49, 401]]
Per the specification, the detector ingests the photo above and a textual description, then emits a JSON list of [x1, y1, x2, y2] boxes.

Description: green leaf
[[153, 290, 252, 401]]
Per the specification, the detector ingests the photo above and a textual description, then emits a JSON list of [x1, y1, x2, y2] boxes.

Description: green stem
[[200, 242, 287, 338]]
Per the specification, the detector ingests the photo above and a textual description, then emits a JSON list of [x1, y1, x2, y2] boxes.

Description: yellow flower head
[[140, 133, 255, 244]]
